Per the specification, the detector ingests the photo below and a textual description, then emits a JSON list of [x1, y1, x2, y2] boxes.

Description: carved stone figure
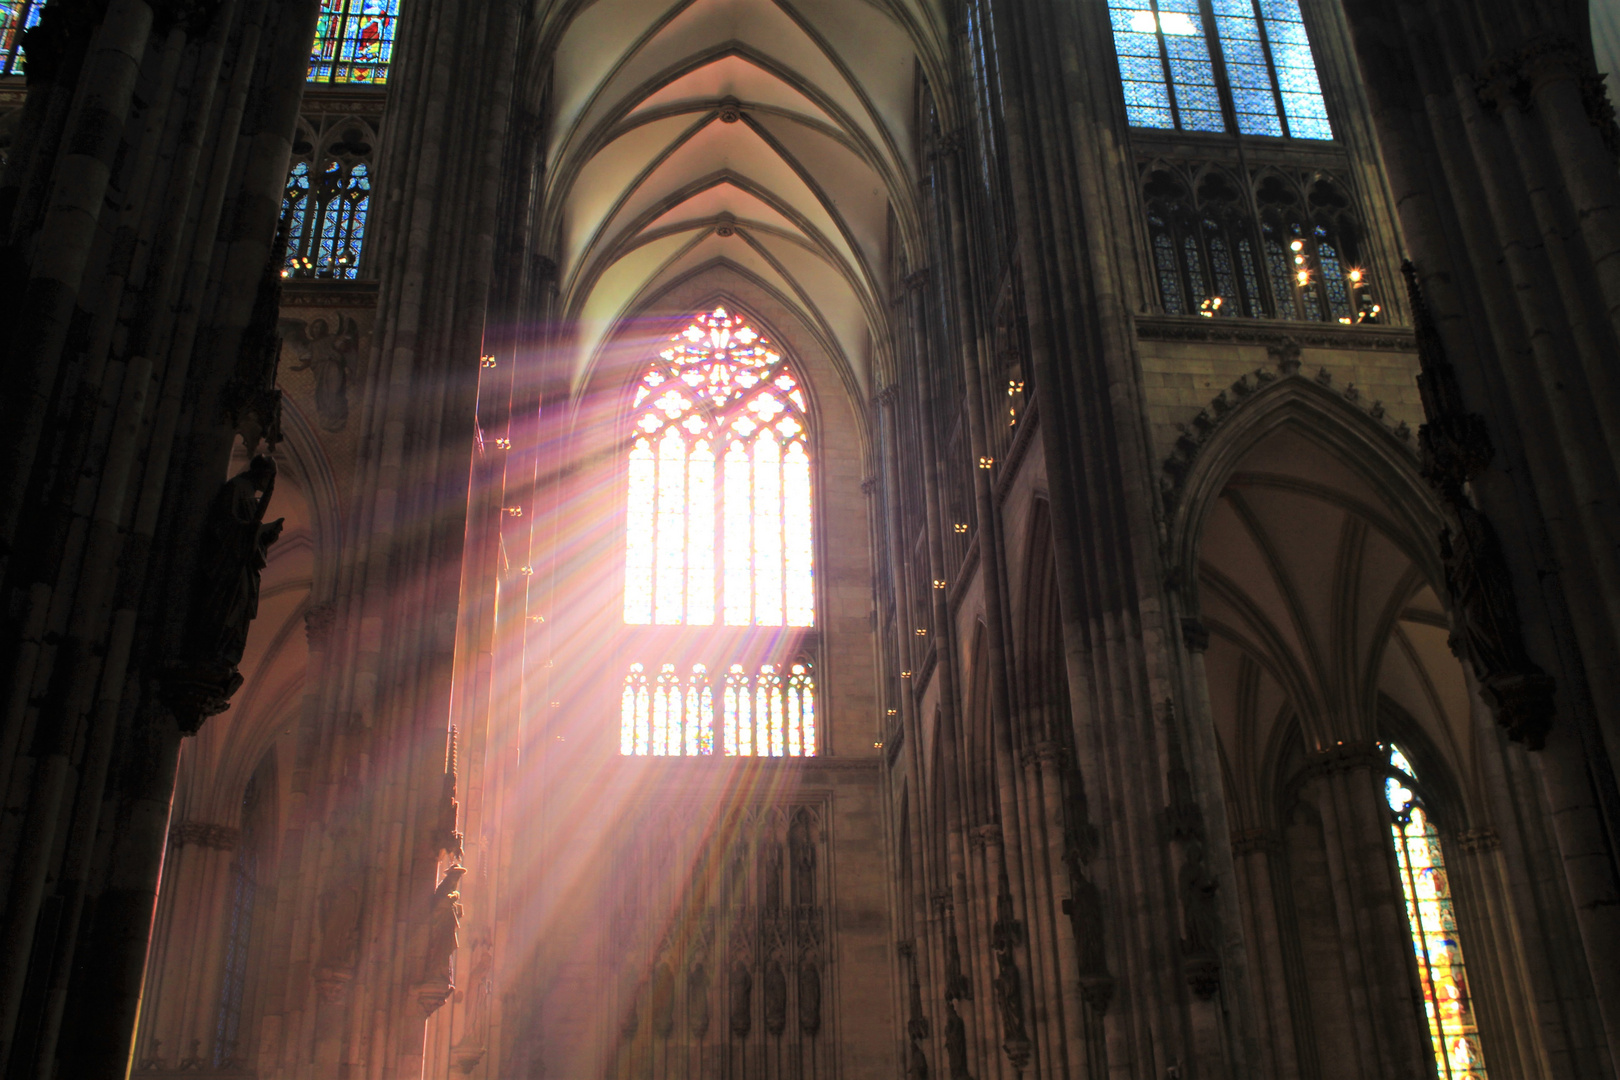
[[687, 957, 710, 1038], [763, 959, 787, 1035], [423, 865, 467, 988], [797, 960, 821, 1036], [990, 885, 1031, 1069], [908, 1038, 931, 1080], [1178, 835, 1221, 998], [944, 1002, 973, 1080], [1404, 259, 1556, 747], [789, 809, 816, 907], [280, 313, 359, 431], [195, 454, 284, 668], [453, 940, 494, 1056], [729, 961, 753, 1038], [651, 959, 676, 1037]]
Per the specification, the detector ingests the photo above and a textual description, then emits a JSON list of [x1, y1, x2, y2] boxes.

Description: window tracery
[[309, 0, 400, 84], [620, 308, 817, 757], [1385, 744, 1489, 1080], [1140, 164, 1377, 322], [280, 123, 375, 280], [0, 0, 40, 75], [1106, 0, 1332, 139]]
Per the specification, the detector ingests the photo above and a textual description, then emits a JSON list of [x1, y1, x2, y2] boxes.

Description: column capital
[[170, 821, 240, 851]]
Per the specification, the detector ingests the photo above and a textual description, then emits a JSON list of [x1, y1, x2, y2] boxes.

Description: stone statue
[[729, 960, 753, 1038], [1178, 836, 1219, 959], [797, 960, 821, 1036], [944, 1002, 973, 1080], [165, 455, 283, 729], [762, 959, 787, 1035], [195, 455, 284, 668], [424, 865, 466, 987]]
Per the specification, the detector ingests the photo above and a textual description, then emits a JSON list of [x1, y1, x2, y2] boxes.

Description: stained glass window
[[280, 159, 371, 279], [1386, 745, 1490, 1080], [0, 0, 42, 75], [309, 0, 400, 84], [1104, 0, 1332, 139], [621, 307, 817, 757]]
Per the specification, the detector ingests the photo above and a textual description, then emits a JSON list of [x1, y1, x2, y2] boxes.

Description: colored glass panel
[[310, 0, 400, 84], [282, 159, 370, 279], [1386, 746, 1490, 1080], [1, 1, 42, 75], [621, 308, 817, 757], [1211, 0, 1284, 135], [1105, 0, 1330, 139], [1257, 0, 1332, 138], [623, 659, 815, 758], [1152, 222, 1186, 314]]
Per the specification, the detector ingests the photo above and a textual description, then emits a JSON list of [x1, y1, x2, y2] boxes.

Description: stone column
[[1336, 0, 1620, 1056], [255, 0, 523, 1076], [1300, 744, 1432, 1080]]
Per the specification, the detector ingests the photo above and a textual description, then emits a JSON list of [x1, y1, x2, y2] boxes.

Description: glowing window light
[[686, 665, 714, 756], [623, 440, 656, 623], [784, 442, 814, 626], [1386, 745, 1490, 1080], [620, 659, 817, 758], [725, 664, 752, 757], [655, 428, 688, 624], [753, 432, 784, 626], [620, 307, 817, 757], [621, 665, 651, 756], [724, 441, 753, 625], [309, 0, 400, 85]]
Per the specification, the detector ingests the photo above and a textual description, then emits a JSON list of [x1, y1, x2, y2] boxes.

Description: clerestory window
[[1385, 745, 1490, 1080], [280, 139, 374, 280], [0, 1, 41, 75], [620, 307, 817, 757], [308, 0, 400, 84], [1106, 0, 1333, 140]]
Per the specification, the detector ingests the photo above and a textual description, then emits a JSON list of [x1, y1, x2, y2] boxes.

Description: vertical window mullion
[[1147, 0, 1185, 131], [1195, 0, 1243, 136], [1246, 0, 1293, 138]]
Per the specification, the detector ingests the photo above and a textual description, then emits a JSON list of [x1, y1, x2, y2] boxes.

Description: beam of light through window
[[619, 308, 816, 757]]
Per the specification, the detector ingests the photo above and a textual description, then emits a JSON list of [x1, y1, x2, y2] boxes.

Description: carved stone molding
[[304, 601, 337, 648], [170, 821, 240, 851], [1159, 362, 1414, 515], [1228, 828, 1279, 856], [968, 824, 1003, 850], [1135, 315, 1416, 352], [1020, 740, 1068, 769], [1303, 740, 1386, 776], [314, 967, 354, 1005], [1476, 36, 1617, 154], [1455, 828, 1501, 854]]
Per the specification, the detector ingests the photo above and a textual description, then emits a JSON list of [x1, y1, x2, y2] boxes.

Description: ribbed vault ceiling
[[535, 0, 949, 396]]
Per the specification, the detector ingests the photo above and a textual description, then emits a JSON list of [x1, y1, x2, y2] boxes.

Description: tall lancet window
[[1385, 745, 1489, 1080], [621, 307, 817, 757]]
